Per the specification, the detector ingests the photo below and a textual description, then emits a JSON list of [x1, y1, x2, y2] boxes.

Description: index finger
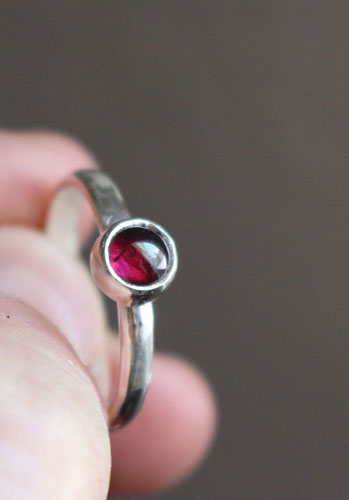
[[0, 129, 97, 227]]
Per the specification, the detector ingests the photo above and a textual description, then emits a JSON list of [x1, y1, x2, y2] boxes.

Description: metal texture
[[45, 169, 177, 429]]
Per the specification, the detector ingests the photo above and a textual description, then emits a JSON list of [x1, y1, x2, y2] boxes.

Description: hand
[[0, 130, 217, 499]]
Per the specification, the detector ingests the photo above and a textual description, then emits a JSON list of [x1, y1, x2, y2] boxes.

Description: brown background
[[1, 2, 349, 499]]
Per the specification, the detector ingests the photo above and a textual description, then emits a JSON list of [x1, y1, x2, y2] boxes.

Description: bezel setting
[[90, 218, 178, 305]]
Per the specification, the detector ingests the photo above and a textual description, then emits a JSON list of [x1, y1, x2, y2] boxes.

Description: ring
[[45, 169, 178, 429]]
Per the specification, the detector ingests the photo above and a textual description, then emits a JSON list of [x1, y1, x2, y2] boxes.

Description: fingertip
[[0, 129, 97, 227], [109, 353, 217, 495], [0, 226, 106, 368]]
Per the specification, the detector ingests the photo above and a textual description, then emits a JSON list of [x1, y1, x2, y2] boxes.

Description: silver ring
[[45, 170, 178, 429]]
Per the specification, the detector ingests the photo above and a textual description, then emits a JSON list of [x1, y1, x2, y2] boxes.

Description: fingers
[[0, 225, 111, 402], [0, 129, 96, 228], [0, 224, 218, 497], [0, 131, 112, 499], [0, 296, 111, 500], [0, 227, 104, 361], [0, 129, 218, 497], [109, 354, 217, 496]]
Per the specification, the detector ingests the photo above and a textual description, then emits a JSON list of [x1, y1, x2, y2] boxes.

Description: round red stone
[[108, 227, 168, 285]]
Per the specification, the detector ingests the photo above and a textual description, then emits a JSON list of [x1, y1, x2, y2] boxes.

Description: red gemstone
[[108, 227, 168, 285]]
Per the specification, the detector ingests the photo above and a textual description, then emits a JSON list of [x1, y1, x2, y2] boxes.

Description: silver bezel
[[90, 218, 178, 305]]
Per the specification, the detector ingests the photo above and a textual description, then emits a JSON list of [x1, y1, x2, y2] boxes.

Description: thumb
[[0, 228, 111, 500]]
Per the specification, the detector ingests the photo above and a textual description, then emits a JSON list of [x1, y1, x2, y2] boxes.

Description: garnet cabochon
[[108, 227, 168, 286]]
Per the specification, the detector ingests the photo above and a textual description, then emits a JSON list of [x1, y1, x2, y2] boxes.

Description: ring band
[[45, 170, 178, 429]]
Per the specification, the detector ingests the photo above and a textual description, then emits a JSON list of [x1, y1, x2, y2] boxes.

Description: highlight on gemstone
[[108, 227, 168, 285]]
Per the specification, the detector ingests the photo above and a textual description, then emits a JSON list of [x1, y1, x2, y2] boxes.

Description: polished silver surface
[[45, 169, 177, 429]]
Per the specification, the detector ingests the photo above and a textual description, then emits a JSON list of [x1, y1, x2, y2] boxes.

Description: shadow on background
[[1, 2, 349, 499]]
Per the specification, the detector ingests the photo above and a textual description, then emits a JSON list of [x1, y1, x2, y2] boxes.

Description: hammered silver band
[[45, 170, 177, 429]]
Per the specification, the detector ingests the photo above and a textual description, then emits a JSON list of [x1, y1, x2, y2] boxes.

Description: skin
[[0, 130, 217, 499]]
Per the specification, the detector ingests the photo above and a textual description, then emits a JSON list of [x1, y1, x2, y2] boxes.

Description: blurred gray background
[[1, 1, 349, 499]]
